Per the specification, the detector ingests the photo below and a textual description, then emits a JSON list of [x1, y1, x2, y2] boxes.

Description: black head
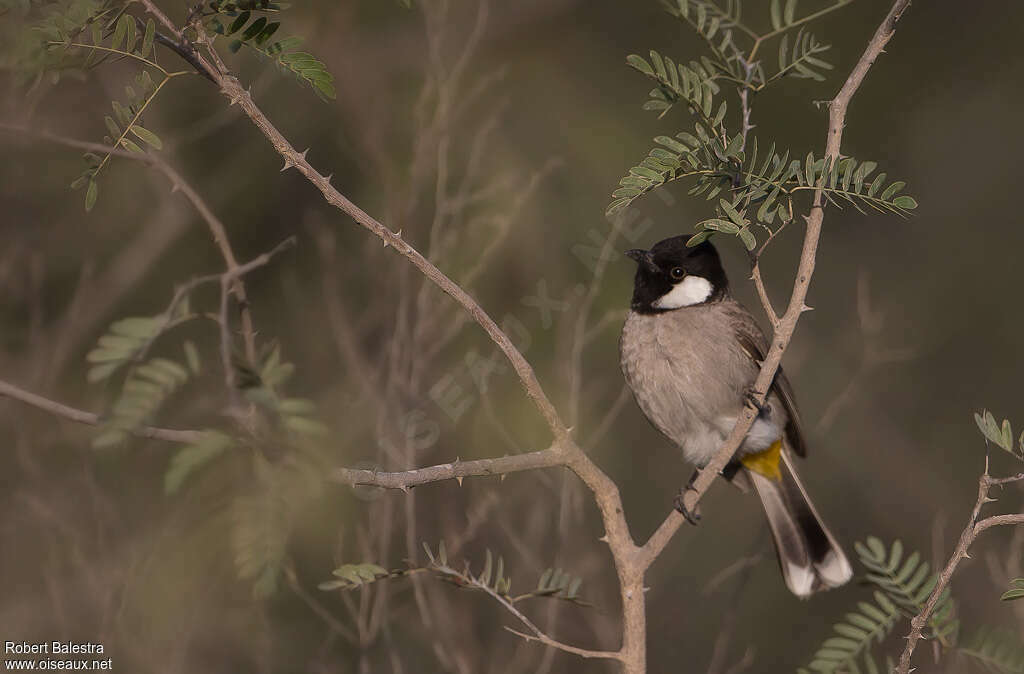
[[625, 237, 729, 313]]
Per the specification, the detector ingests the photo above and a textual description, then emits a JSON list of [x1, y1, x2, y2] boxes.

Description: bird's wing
[[726, 302, 809, 458]]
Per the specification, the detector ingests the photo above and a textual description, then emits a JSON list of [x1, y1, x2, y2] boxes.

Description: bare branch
[[0, 379, 201, 444], [330, 444, 566, 490], [504, 627, 622, 661], [896, 469, 1024, 673]]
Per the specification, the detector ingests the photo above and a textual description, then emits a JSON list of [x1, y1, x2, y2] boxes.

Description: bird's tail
[[744, 446, 852, 598]]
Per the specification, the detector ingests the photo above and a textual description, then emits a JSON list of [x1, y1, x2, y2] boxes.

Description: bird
[[619, 234, 852, 597]]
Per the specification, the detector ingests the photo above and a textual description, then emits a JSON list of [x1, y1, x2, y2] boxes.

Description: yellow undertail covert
[[740, 439, 783, 481]]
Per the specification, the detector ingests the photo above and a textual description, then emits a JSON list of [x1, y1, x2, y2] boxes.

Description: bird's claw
[[744, 387, 771, 417], [673, 488, 701, 526]]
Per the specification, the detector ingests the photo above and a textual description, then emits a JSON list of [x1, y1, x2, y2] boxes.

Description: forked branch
[[895, 463, 1024, 674]]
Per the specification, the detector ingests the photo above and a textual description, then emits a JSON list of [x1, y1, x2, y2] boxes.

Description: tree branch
[[896, 466, 1024, 674], [331, 444, 566, 490], [0, 378, 201, 444]]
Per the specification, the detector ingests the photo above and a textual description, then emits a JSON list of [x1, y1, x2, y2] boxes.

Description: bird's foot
[[743, 387, 771, 417], [673, 487, 701, 526]]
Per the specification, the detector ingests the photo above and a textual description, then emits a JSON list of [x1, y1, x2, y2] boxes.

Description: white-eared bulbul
[[619, 235, 852, 597]]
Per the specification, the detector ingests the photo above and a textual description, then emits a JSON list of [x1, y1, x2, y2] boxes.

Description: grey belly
[[620, 309, 785, 466]]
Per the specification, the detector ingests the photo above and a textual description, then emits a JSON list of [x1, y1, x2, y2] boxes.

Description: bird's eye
[[670, 267, 686, 280]]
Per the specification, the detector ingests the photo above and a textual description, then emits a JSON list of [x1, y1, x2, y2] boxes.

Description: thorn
[[801, 304, 814, 312], [598, 535, 608, 543], [395, 229, 403, 239], [500, 473, 507, 482], [299, 148, 309, 161], [280, 159, 294, 172], [456, 476, 464, 487], [400, 485, 410, 494], [324, 173, 333, 184], [170, 183, 180, 193]]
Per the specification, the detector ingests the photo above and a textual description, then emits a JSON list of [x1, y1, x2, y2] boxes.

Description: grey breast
[[620, 299, 787, 466]]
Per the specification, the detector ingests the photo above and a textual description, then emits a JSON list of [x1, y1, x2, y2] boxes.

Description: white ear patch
[[652, 275, 713, 309]]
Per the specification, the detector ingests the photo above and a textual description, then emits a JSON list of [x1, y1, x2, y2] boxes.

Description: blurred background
[[1, 0, 1022, 671]]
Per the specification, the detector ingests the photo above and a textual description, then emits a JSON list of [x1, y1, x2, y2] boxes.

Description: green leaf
[[242, 16, 267, 42], [784, 0, 797, 25], [85, 180, 98, 211], [701, 218, 739, 234], [626, 54, 653, 76], [130, 125, 163, 150], [724, 133, 743, 159], [323, 563, 388, 590], [719, 198, 745, 226], [164, 431, 232, 493], [111, 14, 128, 50], [284, 415, 329, 438], [112, 100, 132, 126], [120, 137, 145, 153], [738, 227, 756, 250], [111, 316, 161, 338], [687, 231, 713, 247], [141, 18, 155, 57], [892, 195, 917, 210], [183, 340, 201, 374], [104, 115, 121, 139], [228, 10, 251, 35], [880, 180, 906, 201], [268, 36, 302, 54], [1001, 578, 1024, 601], [279, 398, 317, 415], [124, 14, 137, 53], [254, 21, 279, 44], [770, 0, 783, 30]]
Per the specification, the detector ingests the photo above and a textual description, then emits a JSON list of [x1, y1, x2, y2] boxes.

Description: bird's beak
[[625, 249, 659, 273]]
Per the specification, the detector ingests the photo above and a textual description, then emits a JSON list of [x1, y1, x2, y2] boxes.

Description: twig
[[331, 444, 565, 490], [0, 379, 201, 444], [504, 627, 622, 661], [285, 566, 358, 644], [427, 558, 619, 661], [895, 465, 1024, 674]]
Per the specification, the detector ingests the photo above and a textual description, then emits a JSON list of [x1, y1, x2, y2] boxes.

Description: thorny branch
[[895, 461, 1024, 674]]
